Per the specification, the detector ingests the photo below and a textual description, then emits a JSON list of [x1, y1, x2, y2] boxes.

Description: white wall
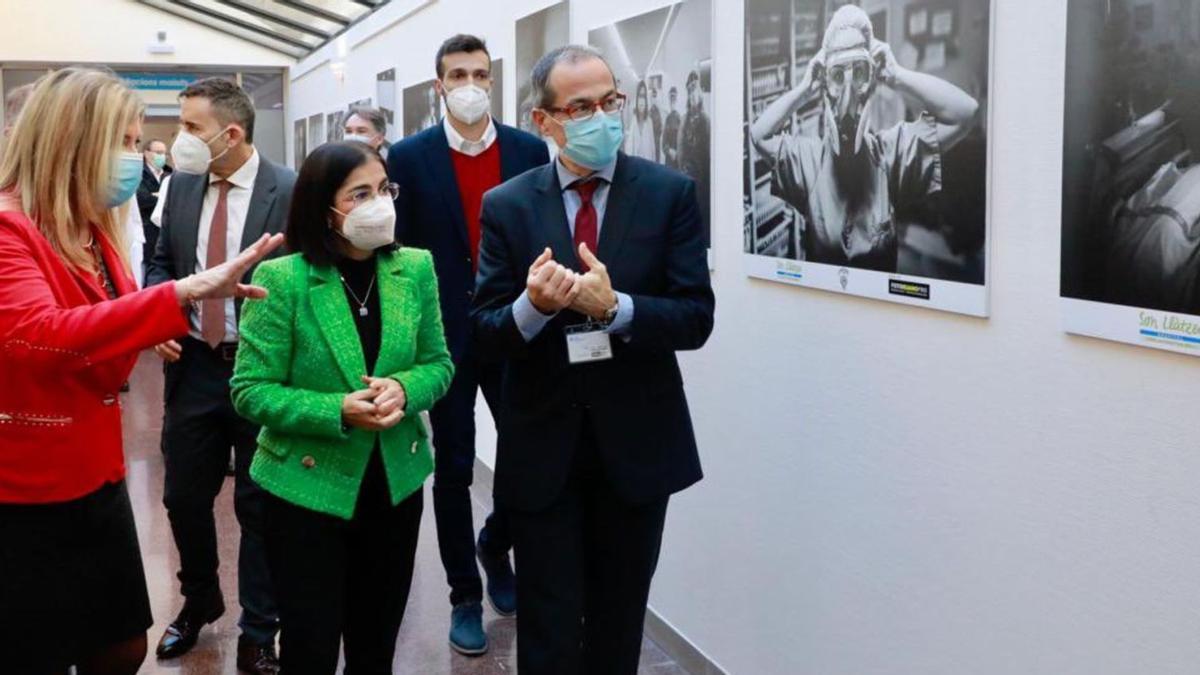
[[291, 1, 1200, 674], [0, 0, 293, 67]]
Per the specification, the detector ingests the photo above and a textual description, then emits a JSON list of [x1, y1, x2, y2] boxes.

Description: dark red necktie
[[572, 179, 599, 271], [201, 180, 231, 348]]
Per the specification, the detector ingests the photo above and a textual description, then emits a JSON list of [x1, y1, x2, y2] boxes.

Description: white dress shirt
[[150, 174, 170, 227], [125, 201, 145, 288], [190, 149, 260, 342], [443, 116, 497, 157]]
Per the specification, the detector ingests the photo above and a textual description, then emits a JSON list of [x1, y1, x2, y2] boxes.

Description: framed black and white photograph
[[326, 109, 345, 143], [376, 68, 397, 140], [293, 118, 305, 169], [490, 58, 504, 124], [306, 113, 324, 156], [401, 79, 441, 137], [589, 0, 714, 250], [743, 0, 993, 317], [516, 1, 570, 141], [1061, 0, 1200, 355]]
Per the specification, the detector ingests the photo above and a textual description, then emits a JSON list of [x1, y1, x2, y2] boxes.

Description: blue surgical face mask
[[558, 111, 623, 170], [107, 152, 144, 208]]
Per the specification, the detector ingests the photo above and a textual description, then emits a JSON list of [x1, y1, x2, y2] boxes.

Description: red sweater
[[0, 211, 189, 503], [449, 139, 502, 269]]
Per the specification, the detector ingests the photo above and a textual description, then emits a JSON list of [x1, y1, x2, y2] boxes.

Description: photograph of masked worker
[[589, 0, 713, 247], [748, 2, 988, 281], [1061, 0, 1200, 317]]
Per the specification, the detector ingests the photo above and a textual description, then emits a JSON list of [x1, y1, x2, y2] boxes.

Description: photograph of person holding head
[[750, 4, 980, 274]]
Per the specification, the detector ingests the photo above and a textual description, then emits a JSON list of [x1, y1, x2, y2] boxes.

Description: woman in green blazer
[[231, 141, 453, 672]]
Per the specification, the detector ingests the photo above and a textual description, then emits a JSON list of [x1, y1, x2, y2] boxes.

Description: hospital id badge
[[565, 323, 613, 364]]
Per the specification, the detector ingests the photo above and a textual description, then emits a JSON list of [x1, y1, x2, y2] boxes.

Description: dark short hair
[[179, 77, 256, 142], [142, 138, 165, 150], [286, 141, 397, 267], [530, 44, 613, 109], [686, 71, 700, 88], [669, 86, 678, 96], [435, 34, 490, 79], [346, 106, 387, 136]]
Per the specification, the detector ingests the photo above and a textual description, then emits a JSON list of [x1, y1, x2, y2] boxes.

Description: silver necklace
[[339, 272, 377, 317]]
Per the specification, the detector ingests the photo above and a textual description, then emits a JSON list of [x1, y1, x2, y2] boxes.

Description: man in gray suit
[[145, 77, 294, 675]]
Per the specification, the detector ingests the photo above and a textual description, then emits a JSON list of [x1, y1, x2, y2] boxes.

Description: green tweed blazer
[[231, 248, 453, 519]]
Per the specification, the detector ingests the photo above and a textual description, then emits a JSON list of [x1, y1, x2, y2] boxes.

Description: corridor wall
[[290, 2, 1199, 673]]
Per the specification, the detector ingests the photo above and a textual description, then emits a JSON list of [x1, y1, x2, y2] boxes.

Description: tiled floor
[[120, 352, 687, 674]]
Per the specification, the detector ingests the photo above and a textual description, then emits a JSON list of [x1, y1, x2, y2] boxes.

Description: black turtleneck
[[336, 253, 381, 374]]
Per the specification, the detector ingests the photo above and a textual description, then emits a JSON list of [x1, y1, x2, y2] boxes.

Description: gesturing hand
[[570, 243, 617, 321], [175, 232, 285, 307], [527, 247, 581, 315]]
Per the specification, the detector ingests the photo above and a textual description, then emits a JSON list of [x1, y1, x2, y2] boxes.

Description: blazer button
[[410, 441, 419, 454], [301, 455, 316, 469], [101, 395, 117, 406]]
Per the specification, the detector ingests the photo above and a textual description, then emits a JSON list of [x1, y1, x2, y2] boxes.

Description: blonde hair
[[0, 67, 143, 271]]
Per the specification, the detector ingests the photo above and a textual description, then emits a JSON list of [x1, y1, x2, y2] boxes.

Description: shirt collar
[[444, 116, 497, 157], [556, 154, 617, 192], [210, 147, 259, 189]]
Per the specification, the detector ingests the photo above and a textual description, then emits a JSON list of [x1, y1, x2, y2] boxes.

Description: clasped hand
[[341, 376, 407, 431], [526, 244, 616, 320]]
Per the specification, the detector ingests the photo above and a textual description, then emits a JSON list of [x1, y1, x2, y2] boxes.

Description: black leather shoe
[[237, 636, 280, 674], [155, 594, 225, 659]]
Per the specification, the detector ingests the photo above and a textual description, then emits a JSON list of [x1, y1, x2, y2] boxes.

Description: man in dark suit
[[387, 33, 549, 656], [136, 138, 168, 277], [471, 45, 714, 675], [145, 77, 293, 675]]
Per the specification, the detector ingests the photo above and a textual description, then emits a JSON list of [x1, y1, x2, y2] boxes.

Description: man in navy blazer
[[386, 34, 549, 656], [471, 46, 714, 674]]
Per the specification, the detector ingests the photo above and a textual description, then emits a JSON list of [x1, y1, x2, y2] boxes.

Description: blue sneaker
[[477, 539, 517, 617], [449, 601, 487, 656]]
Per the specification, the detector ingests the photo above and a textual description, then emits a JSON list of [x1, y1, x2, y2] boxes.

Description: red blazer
[[0, 210, 189, 504]]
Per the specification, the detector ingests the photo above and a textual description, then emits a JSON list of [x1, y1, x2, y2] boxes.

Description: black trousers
[[141, 220, 159, 281], [264, 451, 423, 674], [428, 350, 512, 606], [509, 421, 670, 675], [161, 337, 277, 644]]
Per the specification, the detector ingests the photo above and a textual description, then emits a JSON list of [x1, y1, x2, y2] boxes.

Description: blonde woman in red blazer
[[0, 68, 282, 675]]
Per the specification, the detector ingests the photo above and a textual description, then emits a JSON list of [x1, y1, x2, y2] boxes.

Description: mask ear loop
[[206, 126, 234, 166]]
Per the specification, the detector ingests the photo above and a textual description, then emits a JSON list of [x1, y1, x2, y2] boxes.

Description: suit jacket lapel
[[423, 128, 470, 253], [597, 153, 640, 265], [178, 173, 207, 277], [241, 159, 278, 253], [496, 125, 524, 181], [374, 251, 413, 377], [308, 264, 367, 390], [535, 163, 580, 270]]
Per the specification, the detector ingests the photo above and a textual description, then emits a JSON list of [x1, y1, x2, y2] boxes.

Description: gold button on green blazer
[[230, 248, 453, 520]]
